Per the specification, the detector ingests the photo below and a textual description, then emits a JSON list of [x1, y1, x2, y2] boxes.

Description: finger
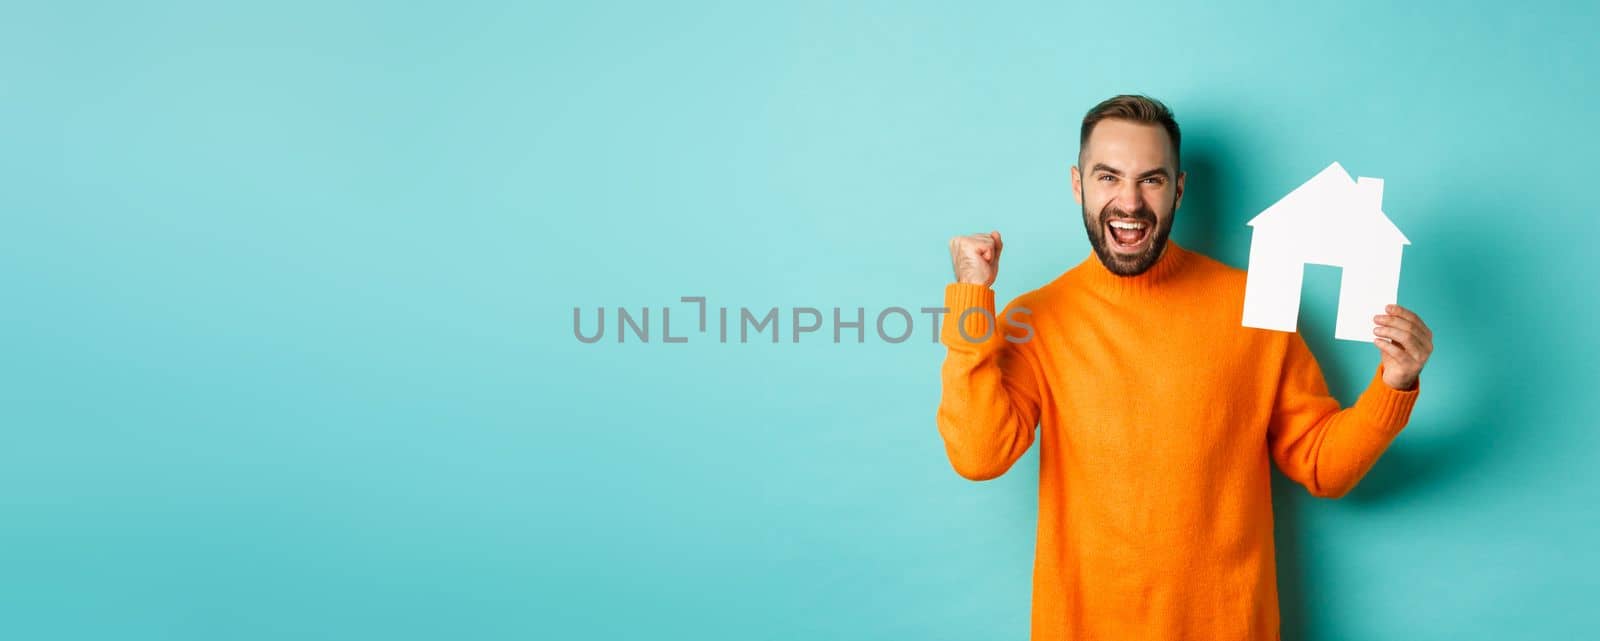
[[1385, 304, 1419, 324], [991, 231, 1003, 253], [1374, 335, 1420, 367], [1414, 315, 1432, 342], [1372, 326, 1410, 354], [1383, 318, 1432, 355], [1374, 325, 1431, 359], [1374, 338, 1413, 365], [1373, 313, 1423, 340], [969, 236, 996, 257], [1372, 325, 1418, 349], [1386, 305, 1431, 339]]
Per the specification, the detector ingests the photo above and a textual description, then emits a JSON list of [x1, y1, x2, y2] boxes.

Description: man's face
[[1071, 119, 1186, 276]]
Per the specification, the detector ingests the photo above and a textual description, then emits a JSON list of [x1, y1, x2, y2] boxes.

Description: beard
[[1081, 195, 1177, 277]]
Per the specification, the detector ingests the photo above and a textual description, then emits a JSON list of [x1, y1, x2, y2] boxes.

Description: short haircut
[[1079, 94, 1181, 166]]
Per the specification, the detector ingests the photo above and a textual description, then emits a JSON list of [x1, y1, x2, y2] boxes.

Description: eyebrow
[[1090, 163, 1171, 180]]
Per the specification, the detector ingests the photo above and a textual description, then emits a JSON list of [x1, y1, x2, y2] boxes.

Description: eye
[[1098, 175, 1116, 182], [1141, 177, 1163, 185]]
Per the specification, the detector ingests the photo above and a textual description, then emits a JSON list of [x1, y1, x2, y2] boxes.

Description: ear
[[1070, 165, 1083, 205], [1174, 170, 1186, 210]]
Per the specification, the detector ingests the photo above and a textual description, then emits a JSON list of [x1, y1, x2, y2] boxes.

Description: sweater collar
[[1076, 239, 1190, 298]]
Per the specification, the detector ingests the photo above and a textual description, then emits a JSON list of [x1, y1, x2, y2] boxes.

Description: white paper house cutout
[[1241, 162, 1409, 342]]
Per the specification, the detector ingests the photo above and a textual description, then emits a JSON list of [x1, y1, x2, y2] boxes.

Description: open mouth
[[1105, 218, 1152, 253]]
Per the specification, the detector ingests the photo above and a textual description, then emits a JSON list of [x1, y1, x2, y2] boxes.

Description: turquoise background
[[4, 1, 1597, 639]]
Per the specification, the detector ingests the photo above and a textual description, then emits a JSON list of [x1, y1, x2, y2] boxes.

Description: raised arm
[[936, 231, 1045, 481]]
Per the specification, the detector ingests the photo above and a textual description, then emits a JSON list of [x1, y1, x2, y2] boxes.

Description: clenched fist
[[950, 230, 1003, 287]]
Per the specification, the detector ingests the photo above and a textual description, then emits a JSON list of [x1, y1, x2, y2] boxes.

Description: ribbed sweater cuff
[[941, 283, 998, 347], [1354, 364, 1421, 434]]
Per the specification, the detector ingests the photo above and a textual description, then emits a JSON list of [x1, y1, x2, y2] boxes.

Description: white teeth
[[1109, 220, 1147, 230]]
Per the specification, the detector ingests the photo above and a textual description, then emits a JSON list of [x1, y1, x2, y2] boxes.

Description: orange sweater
[[937, 240, 1420, 640]]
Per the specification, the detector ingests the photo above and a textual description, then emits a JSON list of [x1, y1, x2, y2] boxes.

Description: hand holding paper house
[[1241, 162, 1410, 342]]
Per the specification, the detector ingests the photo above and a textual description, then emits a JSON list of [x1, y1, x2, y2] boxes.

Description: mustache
[[1098, 203, 1157, 226]]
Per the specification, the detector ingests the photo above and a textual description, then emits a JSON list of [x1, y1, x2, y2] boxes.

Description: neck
[[1079, 240, 1189, 299]]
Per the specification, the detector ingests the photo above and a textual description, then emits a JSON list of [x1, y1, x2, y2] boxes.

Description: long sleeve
[[1267, 330, 1421, 498], [936, 283, 1045, 481]]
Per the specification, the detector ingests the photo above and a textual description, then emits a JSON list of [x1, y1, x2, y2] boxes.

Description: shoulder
[[1178, 246, 1249, 298], [1002, 268, 1076, 312], [1178, 246, 1298, 354], [1181, 245, 1246, 281]]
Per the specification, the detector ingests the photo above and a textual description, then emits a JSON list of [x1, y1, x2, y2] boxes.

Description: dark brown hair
[[1079, 94, 1181, 165]]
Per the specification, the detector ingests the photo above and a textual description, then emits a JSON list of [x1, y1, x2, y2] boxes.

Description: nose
[[1114, 179, 1144, 214]]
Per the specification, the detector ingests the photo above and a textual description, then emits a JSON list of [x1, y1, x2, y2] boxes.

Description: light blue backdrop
[[4, 1, 1596, 639]]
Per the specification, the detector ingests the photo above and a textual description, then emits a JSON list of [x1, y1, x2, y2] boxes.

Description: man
[[937, 95, 1433, 640]]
